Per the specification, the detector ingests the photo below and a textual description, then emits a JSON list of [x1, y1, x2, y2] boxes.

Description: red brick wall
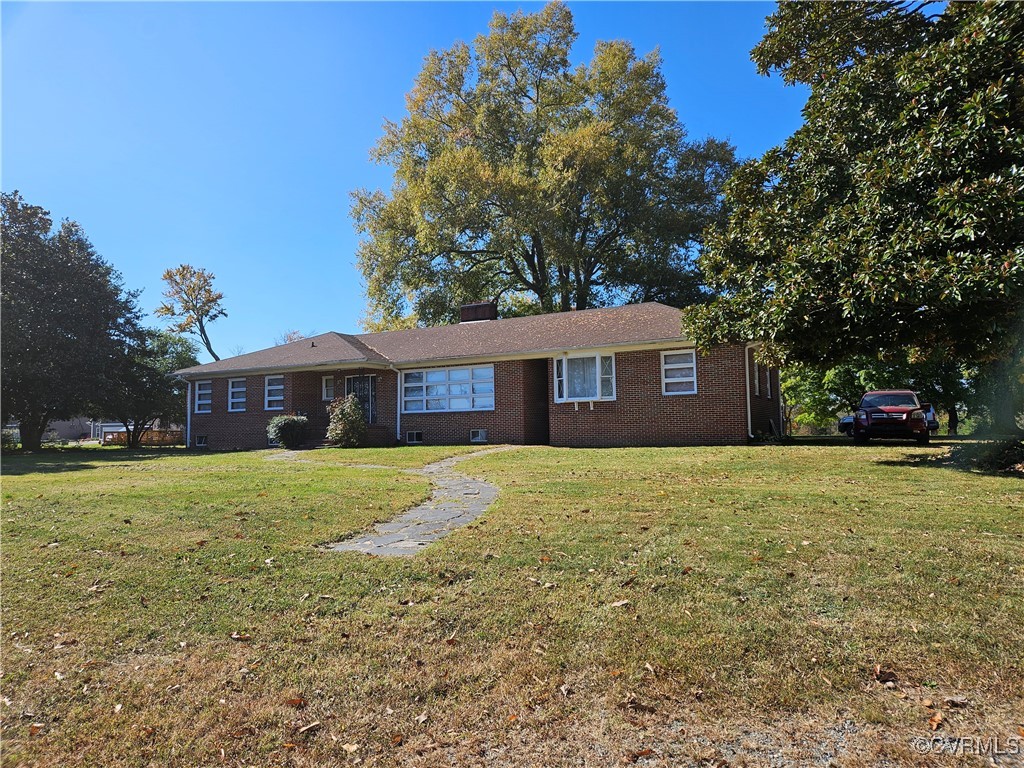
[[747, 348, 782, 438], [399, 360, 531, 445], [188, 344, 775, 450], [189, 373, 294, 451], [547, 345, 751, 447], [521, 358, 550, 444]]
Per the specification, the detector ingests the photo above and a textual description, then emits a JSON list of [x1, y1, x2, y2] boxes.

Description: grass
[[2, 441, 1022, 767]]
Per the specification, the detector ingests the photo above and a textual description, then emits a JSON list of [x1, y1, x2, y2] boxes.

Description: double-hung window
[[227, 378, 247, 412], [194, 380, 213, 413], [322, 375, 335, 401], [661, 350, 697, 395], [402, 365, 494, 412], [553, 353, 615, 402], [264, 375, 285, 410]]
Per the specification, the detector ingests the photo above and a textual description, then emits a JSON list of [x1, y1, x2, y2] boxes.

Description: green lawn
[[2, 442, 1021, 767]]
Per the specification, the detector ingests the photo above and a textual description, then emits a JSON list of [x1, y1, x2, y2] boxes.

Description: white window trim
[[322, 375, 335, 402], [264, 375, 285, 411], [227, 378, 247, 412], [661, 349, 698, 396], [194, 380, 212, 414], [553, 352, 616, 403], [766, 366, 772, 399], [401, 365, 495, 414], [753, 359, 761, 397]]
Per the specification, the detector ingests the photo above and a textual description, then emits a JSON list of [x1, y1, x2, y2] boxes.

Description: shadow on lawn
[[1, 447, 191, 476]]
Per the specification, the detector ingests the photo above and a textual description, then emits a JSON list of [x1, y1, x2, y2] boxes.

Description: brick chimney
[[459, 302, 498, 323]]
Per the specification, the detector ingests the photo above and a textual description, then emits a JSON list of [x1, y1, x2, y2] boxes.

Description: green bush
[[326, 394, 367, 448], [267, 414, 309, 449]]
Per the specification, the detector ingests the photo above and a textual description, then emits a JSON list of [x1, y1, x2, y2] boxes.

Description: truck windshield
[[861, 393, 920, 409]]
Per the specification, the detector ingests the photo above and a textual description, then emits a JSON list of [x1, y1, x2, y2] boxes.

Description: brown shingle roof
[[174, 332, 388, 377], [175, 302, 688, 378]]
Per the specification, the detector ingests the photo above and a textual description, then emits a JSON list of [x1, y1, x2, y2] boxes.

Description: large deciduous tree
[[1, 191, 141, 451], [352, 1, 736, 328], [688, 2, 1023, 426], [156, 264, 226, 360], [96, 330, 199, 448]]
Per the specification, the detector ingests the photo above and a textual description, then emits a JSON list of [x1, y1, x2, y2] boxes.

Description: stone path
[[323, 446, 516, 556]]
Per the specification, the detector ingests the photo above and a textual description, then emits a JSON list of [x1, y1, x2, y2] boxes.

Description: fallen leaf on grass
[[618, 697, 656, 714], [29, 723, 44, 736], [297, 721, 321, 736], [286, 697, 306, 709], [415, 711, 428, 725], [944, 696, 968, 708], [873, 664, 898, 684], [609, 600, 630, 608], [390, 733, 404, 746], [341, 743, 359, 753], [230, 632, 251, 642], [929, 711, 944, 730]]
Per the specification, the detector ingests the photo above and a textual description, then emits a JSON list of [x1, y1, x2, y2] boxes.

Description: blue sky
[[2, 1, 807, 363]]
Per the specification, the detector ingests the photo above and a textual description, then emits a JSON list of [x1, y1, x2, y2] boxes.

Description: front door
[[345, 375, 376, 423]]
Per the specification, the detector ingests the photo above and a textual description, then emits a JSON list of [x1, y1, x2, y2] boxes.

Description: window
[[264, 375, 285, 410], [553, 353, 615, 402], [228, 378, 246, 412], [766, 367, 772, 399], [322, 375, 335, 401], [194, 381, 212, 413], [194, 435, 208, 448], [402, 365, 494, 412], [662, 350, 697, 395], [753, 359, 761, 396], [406, 430, 424, 444]]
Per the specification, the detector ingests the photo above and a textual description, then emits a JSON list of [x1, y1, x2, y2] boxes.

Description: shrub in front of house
[[267, 414, 308, 449], [326, 394, 366, 448]]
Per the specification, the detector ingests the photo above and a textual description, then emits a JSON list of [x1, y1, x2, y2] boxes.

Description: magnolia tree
[[688, 2, 1024, 430]]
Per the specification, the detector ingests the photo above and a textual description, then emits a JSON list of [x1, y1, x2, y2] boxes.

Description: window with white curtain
[[553, 353, 615, 402]]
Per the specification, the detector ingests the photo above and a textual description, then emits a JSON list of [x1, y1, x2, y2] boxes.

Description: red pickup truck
[[852, 390, 932, 445]]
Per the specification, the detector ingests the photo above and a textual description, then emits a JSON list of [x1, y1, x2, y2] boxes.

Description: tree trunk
[[197, 319, 220, 361], [18, 412, 50, 451], [946, 403, 959, 436]]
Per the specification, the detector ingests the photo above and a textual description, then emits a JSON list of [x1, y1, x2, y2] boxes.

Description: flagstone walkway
[[323, 446, 516, 556]]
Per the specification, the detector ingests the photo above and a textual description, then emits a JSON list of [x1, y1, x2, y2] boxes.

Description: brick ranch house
[[174, 302, 782, 449]]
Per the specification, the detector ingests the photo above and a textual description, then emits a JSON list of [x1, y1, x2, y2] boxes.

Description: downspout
[[185, 379, 192, 448], [388, 365, 401, 442], [744, 343, 756, 440]]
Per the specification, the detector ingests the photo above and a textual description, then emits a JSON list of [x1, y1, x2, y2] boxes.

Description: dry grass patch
[[2, 441, 1022, 767]]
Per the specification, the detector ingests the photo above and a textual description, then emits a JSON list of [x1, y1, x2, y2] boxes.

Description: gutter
[[185, 380, 192, 449], [744, 342, 756, 440], [388, 364, 401, 442]]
